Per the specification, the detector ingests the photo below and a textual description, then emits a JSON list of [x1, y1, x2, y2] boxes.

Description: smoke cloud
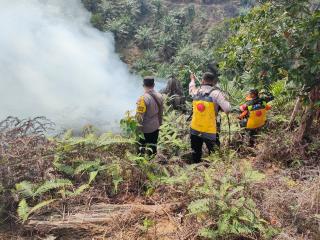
[[0, 0, 141, 131]]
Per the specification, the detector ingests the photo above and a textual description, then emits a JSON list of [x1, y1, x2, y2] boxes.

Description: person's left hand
[[190, 73, 196, 82]]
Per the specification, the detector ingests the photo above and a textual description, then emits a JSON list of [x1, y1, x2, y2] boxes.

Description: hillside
[[0, 0, 319, 240], [82, 0, 252, 77]]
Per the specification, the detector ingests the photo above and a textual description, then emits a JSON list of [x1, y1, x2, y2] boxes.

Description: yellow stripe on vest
[[191, 100, 217, 134]]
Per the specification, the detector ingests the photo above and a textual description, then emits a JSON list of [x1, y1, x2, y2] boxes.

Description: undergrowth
[[1, 80, 319, 239]]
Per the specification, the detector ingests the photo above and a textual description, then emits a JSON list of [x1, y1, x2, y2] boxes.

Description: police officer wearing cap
[[136, 77, 164, 155]]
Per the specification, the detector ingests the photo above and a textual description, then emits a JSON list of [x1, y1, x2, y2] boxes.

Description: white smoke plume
[[0, 0, 141, 131]]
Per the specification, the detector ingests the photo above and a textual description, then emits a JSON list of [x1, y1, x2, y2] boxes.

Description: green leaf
[[217, 214, 230, 234], [199, 228, 217, 238], [15, 181, 35, 198], [74, 160, 101, 175], [188, 198, 211, 215], [34, 179, 73, 197], [244, 170, 265, 183], [28, 199, 56, 219], [225, 186, 244, 201], [112, 178, 123, 193], [63, 184, 90, 197], [18, 198, 56, 223], [17, 199, 30, 223], [89, 171, 99, 184], [53, 162, 74, 176]]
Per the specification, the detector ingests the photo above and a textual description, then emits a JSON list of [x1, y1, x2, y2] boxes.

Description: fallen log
[[26, 202, 181, 233]]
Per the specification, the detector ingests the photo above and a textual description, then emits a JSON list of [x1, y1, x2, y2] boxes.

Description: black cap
[[203, 72, 218, 84], [143, 76, 155, 87], [249, 89, 259, 96], [208, 62, 220, 77]]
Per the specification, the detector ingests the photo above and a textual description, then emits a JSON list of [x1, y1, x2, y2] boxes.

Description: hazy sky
[[0, 0, 141, 130]]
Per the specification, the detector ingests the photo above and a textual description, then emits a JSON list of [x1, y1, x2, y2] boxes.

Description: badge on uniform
[[136, 96, 146, 113]]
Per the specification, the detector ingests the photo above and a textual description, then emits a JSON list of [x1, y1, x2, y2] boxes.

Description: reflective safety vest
[[191, 89, 217, 140], [246, 100, 269, 129]]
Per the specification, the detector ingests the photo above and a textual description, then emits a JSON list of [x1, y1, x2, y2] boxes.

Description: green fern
[[219, 78, 246, 107], [199, 228, 217, 239], [53, 161, 75, 176], [17, 198, 56, 223], [158, 107, 189, 155], [17, 199, 30, 222], [241, 161, 265, 184], [269, 79, 294, 111], [186, 161, 275, 239], [61, 184, 90, 197], [188, 198, 211, 215], [73, 184, 90, 195], [89, 171, 99, 184], [15, 181, 36, 198], [74, 160, 101, 175], [63, 129, 73, 140], [28, 199, 56, 219], [33, 179, 73, 197], [98, 133, 135, 146], [106, 163, 124, 193]]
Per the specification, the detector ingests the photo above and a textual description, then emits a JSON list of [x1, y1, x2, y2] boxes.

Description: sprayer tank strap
[[146, 92, 162, 123], [195, 85, 218, 98]]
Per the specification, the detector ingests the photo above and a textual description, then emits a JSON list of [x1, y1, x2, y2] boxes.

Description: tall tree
[[219, 0, 320, 143]]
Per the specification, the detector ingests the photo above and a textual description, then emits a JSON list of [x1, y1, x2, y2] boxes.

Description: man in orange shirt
[[238, 89, 274, 146]]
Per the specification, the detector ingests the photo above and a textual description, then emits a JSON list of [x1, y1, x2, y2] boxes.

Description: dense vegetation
[[0, 0, 319, 239], [82, 0, 253, 79]]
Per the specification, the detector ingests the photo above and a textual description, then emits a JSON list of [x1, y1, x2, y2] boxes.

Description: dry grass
[[260, 171, 320, 239]]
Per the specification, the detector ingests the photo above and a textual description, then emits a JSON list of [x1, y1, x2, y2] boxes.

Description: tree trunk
[[26, 202, 181, 233], [295, 85, 320, 143], [287, 96, 302, 131]]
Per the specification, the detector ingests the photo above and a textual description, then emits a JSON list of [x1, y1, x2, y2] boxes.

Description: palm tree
[[135, 26, 153, 48]]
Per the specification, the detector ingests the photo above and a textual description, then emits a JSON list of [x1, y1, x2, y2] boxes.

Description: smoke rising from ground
[[0, 0, 141, 130]]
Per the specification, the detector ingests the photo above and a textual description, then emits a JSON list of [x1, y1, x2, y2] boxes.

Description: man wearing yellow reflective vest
[[238, 89, 274, 146], [189, 72, 231, 163], [136, 77, 164, 155]]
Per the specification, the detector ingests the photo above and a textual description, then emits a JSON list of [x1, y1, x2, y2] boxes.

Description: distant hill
[[82, 0, 255, 76]]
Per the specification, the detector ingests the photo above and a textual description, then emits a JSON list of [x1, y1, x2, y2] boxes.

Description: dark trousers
[[247, 129, 258, 147], [190, 134, 216, 163], [138, 129, 159, 156]]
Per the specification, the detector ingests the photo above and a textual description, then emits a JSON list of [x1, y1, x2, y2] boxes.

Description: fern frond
[[199, 227, 217, 239], [53, 162, 74, 176], [18, 198, 56, 223], [27, 199, 56, 220], [63, 129, 73, 140], [17, 198, 30, 223], [112, 178, 123, 193], [188, 198, 211, 215], [89, 171, 99, 184], [62, 184, 90, 197], [225, 186, 244, 201], [15, 181, 36, 198], [73, 184, 90, 195], [74, 160, 101, 175], [34, 179, 73, 197], [98, 135, 135, 146]]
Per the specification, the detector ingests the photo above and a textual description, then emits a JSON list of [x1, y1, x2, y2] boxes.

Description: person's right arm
[[189, 73, 198, 97], [214, 91, 231, 114]]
